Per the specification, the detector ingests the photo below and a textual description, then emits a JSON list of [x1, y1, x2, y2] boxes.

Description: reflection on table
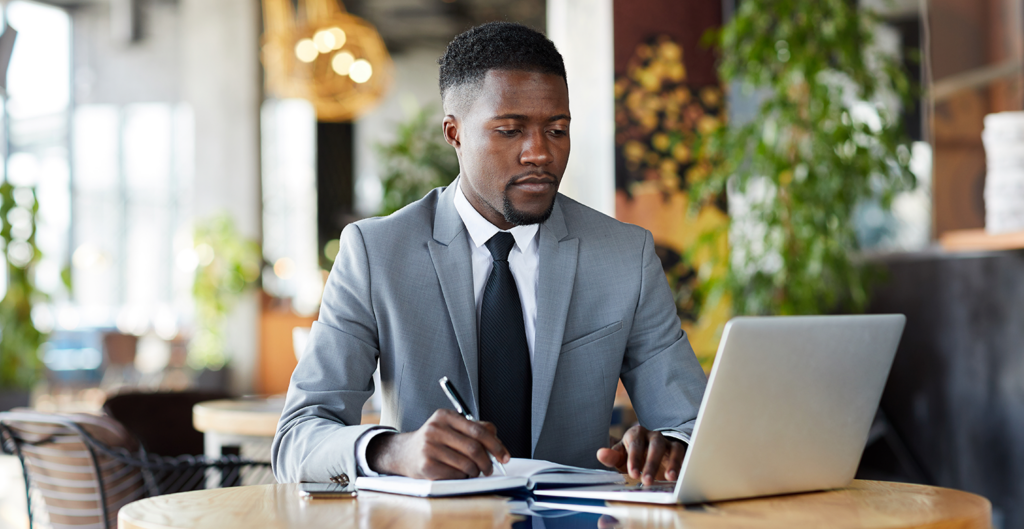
[[118, 480, 990, 529]]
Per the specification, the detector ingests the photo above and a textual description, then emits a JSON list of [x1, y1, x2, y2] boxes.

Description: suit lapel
[[531, 197, 578, 452], [428, 185, 580, 446], [427, 181, 481, 413]]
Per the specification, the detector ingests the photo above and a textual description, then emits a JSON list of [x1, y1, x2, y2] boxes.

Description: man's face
[[443, 69, 570, 230]]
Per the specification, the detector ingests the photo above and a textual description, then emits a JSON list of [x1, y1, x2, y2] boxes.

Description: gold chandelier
[[261, 0, 393, 122]]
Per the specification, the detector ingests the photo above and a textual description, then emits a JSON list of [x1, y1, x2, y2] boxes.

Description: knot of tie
[[485, 232, 515, 262]]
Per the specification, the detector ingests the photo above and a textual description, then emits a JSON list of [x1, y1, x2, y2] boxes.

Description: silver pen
[[438, 376, 507, 476]]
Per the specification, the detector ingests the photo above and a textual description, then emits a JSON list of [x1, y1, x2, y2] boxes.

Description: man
[[272, 22, 707, 486]]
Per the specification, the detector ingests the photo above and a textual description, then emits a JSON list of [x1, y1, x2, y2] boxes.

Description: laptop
[[535, 314, 906, 505]]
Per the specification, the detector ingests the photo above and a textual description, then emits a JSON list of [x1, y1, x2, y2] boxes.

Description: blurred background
[[0, 0, 1021, 527]]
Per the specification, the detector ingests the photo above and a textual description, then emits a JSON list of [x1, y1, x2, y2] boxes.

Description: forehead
[[465, 69, 569, 119]]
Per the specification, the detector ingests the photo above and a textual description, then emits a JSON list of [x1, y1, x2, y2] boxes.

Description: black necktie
[[478, 232, 532, 458]]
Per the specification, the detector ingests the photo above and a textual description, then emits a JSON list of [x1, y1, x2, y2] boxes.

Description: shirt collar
[[453, 177, 539, 253]]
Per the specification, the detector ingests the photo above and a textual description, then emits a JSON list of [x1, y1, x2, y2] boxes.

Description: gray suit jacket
[[272, 182, 707, 483]]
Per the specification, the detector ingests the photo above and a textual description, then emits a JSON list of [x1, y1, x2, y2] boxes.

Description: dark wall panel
[[869, 251, 1024, 528], [317, 121, 354, 269]]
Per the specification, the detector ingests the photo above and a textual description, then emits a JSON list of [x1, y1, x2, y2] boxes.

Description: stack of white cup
[[983, 111, 1024, 233]]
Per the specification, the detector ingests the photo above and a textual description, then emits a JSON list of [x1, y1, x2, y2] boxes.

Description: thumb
[[597, 444, 626, 470]]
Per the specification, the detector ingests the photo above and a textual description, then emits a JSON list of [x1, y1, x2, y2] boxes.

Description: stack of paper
[[983, 112, 1024, 233]]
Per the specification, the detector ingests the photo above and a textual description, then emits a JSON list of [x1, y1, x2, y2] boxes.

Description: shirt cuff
[[657, 429, 691, 445], [355, 427, 399, 477]]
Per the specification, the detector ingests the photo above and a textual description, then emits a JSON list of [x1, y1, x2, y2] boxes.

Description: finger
[[421, 415, 489, 476], [597, 438, 627, 470], [663, 441, 686, 481], [409, 426, 476, 480], [641, 434, 667, 485], [596, 446, 626, 471], [424, 442, 482, 479], [420, 460, 472, 480], [447, 416, 510, 465], [625, 430, 648, 480], [432, 416, 503, 474], [473, 421, 510, 463]]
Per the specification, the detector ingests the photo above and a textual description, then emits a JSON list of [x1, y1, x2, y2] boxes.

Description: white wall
[[547, 0, 616, 217], [179, 0, 261, 394], [72, 0, 181, 104], [179, 0, 261, 241]]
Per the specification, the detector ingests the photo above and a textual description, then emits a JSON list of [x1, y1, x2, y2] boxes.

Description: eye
[[497, 129, 520, 137], [548, 129, 568, 137]]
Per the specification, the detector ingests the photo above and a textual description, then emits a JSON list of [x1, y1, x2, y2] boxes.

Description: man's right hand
[[365, 409, 511, 480]]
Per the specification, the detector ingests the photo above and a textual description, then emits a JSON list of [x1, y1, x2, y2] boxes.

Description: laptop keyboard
[[609, 482, 676, 493], [639, 485, 675, 492]]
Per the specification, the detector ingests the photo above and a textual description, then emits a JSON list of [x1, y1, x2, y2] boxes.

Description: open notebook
[[354, 458, 624, 497]]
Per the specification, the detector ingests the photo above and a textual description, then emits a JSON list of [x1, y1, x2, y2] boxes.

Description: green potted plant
[[376, 106, 459, 216], [0, 181, 45, 408], [692, 0, 916, 318], [189, 214, 262, 387]]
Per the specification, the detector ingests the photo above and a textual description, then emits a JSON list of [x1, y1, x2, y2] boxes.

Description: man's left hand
[[596, 425, 686, 486]]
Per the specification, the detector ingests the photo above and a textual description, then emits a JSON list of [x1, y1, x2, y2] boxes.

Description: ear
[[442, 115, 460, 148]]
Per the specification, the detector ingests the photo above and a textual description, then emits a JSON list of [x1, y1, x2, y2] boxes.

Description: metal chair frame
[[0, 411, 272, 529]]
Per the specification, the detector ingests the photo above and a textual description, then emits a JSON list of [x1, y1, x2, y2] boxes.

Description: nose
[[519, 129, 554, 167]]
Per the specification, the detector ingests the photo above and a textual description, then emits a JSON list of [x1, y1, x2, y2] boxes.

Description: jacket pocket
[[560, 321, 623, 354]]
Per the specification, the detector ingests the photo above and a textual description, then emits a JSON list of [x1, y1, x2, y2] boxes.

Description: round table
[[192, 398, 286, 487], [192, 398, 380, 460], [192, 398, 285, 439], [118, 480, 990, 529]]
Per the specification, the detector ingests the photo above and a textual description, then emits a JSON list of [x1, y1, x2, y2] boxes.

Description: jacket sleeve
[[619, 230, 708, 441], [271, 223, 391, 483]]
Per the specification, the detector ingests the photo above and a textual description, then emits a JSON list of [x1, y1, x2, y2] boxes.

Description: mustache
[[506, 171, 558, 188]]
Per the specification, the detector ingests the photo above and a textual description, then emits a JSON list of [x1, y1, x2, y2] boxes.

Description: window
[[2, 1, 71, 328], [70, 103, 194, 337]]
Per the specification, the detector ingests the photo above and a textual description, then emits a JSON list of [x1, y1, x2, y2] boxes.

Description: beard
[[502, 187, 557, 226]]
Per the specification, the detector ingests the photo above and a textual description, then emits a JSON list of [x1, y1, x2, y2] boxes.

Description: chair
[[99, 332, 139, 390], [102, 391, 230, 457], [0, 410, 272, 529]]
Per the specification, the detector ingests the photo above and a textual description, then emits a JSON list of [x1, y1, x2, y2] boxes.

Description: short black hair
[[438, 22, 566, 111]]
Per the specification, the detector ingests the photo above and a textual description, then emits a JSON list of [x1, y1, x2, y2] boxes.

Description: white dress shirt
[[356, 180, 541, 476], [453, 181, 540, 364]]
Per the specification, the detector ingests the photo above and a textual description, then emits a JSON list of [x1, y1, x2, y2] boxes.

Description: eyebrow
[[490, 113, 571, 122]]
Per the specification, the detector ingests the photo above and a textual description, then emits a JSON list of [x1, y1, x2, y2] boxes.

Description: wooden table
[[193, 398, 380, 461], [193, 398, 285, 439], [192, 398, 286, 487], [119, 480, 989, 529], [192, 397, 381, 475], [940, 228, 1024, 252], [193, 398, 285, 462]]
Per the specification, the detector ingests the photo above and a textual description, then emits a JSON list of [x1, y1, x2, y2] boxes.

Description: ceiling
[[33, 0, 546, 51], [345, 0, 545, 51]]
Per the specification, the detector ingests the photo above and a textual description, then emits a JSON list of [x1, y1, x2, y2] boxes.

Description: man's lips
[[509, 175, 556, 194]]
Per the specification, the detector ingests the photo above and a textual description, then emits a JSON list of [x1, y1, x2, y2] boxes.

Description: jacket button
[[330, 474, 349, 485]]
